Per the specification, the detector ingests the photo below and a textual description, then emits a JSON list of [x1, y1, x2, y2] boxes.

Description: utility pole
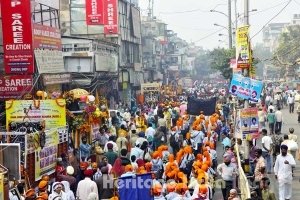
[[243, 0, 250, 170], [228, 0, 233, 49]]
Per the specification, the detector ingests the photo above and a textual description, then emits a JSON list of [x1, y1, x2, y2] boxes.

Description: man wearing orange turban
[[165, 181, 179, 200], [179, 146, 195, 177]]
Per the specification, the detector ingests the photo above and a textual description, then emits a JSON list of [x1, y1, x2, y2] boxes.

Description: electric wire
[[250, 0, 292, 40]]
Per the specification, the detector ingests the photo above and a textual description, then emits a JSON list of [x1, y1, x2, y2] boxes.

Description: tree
[[209, 48, 235, 80], [275, 25, 300, 65]]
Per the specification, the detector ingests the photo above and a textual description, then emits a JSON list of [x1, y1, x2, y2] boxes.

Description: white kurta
[[274, 153, 296, 200], [76, 178, 99, 200]]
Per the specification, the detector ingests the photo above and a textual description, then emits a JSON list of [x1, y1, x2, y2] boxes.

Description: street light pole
[[228, 0, 233, 49]]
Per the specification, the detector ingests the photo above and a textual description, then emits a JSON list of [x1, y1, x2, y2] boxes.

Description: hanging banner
[[33, 24, 62, 50], [240, 108, 259, 139], [34, 49, 65, 74], [1, 0, 34, 74], [0, 75, 33, 100], [34, 129, 59, 181], [229, 74, 263, 102], [103, 0, 118, 35], [6, 99, 66, 129], [86, 0, 104, 25], [236, 26, 250, 69]]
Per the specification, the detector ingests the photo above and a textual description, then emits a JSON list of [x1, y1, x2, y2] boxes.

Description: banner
[[240, 108, 259, 139], [34, 49, 65, 74], [229, 74, 263, 102], [33, 24, 62, 50], [34, 129, 59, 181], [86, 0, 104, 25], [6, 99, 66, 129], [236, 26, 250, 69], [1, 0, 34, 74], [0, 75, 33, 100], [187, 97, 217, 116], [103, 0, 118, 34]]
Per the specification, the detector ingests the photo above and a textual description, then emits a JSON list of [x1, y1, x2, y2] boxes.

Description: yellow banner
[[6, 99, 66, 129], [0, 174, 3, 200], [236, 25, 250, 69]]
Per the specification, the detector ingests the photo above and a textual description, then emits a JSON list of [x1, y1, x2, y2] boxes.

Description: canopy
[[69, 88, 89, 99]]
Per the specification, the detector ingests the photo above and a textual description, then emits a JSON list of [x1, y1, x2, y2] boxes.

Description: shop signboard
[[1, 0, 34, 74], [0, 75, 33, 100], [86, 0, 104, 25], [6, 99, 66, 129], [33, 24, 62, 50], [103, 0, 118, 35], [34, 49, 65, 74], [43, 74, 72, 85]]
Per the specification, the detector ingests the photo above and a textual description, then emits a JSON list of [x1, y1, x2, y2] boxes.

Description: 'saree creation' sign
[[0, 75, 33, 100], [86, 0, 104, 25], [1, 0, 34, 74]]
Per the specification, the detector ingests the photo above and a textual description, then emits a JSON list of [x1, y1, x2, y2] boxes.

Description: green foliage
[[275, 25, 300, 65], [209, 48, 236, 80]]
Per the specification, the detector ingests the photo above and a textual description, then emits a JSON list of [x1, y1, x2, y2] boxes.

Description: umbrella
[[69, 88, 89, 99]]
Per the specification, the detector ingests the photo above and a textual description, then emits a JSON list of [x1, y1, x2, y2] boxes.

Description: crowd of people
[[11, 94, 245, 200], [9, 84, 300, 200]]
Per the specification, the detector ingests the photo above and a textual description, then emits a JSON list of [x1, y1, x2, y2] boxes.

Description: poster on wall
[[6, 99, 66, 129], [91, 123, 100, 141], [1, 0, 34, 74], [229, 74, 263, 102], [103, 0, 118, 34]]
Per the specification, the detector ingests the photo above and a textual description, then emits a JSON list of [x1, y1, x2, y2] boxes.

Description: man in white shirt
[[275, 107, 283, 133], [130, 141, 144, 160], [267, 103, 275, 113], [191, 128, 204, 155], [287, 94, 295, 113], [145, 123, 156, 143], [261, 129, 273, 173], [274, 144, 296, 200]]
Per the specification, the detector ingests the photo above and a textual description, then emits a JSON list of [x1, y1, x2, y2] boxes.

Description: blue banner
[[229, 74, 263, 102], [118, 173, 154, 200]]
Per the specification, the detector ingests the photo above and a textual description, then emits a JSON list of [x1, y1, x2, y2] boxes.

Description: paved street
[[214, 106, 300, 200], [257, 106, 300, 199]]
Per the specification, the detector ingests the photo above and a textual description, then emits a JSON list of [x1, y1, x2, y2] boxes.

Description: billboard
[[103, 0, 118, 35], [33, 24, 62, 50], [0, 75, 33, 100], [86, 0, 104, 25], [1, 0, 34, 74]]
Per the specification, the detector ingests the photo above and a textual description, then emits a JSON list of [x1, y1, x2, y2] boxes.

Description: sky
[[139, 0, 299, 49]]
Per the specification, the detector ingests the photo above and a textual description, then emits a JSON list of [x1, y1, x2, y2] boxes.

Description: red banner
[[103, 0, 118, 35], [1, 0, 34, 74], [33, 24, 62, 50], [86, 0, 104, 25], [0, 75, 33, 100]]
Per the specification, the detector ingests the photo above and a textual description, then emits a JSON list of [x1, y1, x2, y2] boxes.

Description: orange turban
[[38, 180, 48, 190], [25, 189, 36, 198], [196, 154, 203, 161], [80, 162, 88, 170], [125, 165, 133, 172], [183, 146, 192, 154], [175, 183, 188, 195], [201, 164, 209, 172], [36, 192, 48, 200], [152, 151, 160, 159], [199, 184, 208, 194], [168, 154, 175, 162], [145, 162, 152, 172]]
